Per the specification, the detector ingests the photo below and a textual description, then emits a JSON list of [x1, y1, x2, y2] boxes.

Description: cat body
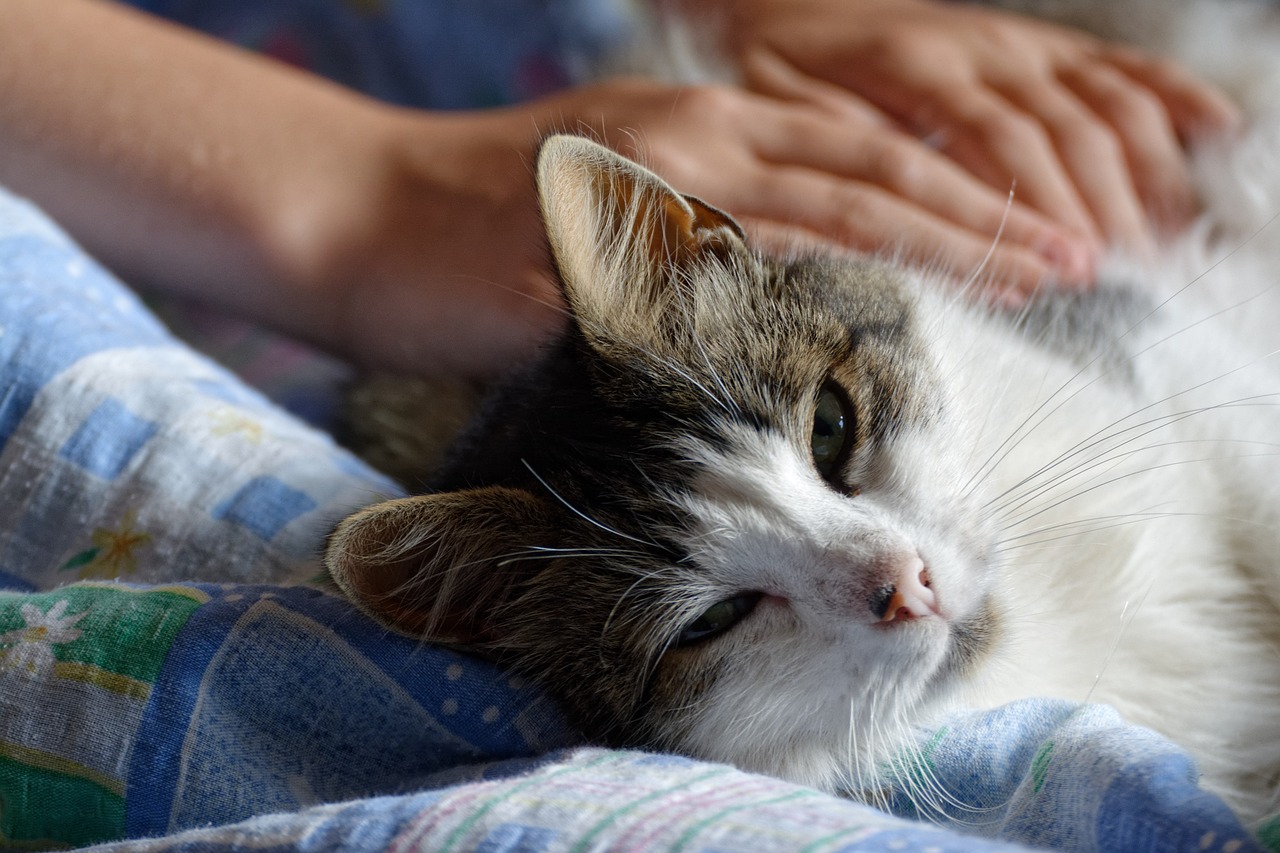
[[926, 274, 1280, 821], [328, 120, 1280, 822]]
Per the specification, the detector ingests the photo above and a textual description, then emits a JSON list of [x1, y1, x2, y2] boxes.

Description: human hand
[[321, 77, 1100, 377], [708, 0, 1242, 252], [560, 79, 1096, 293]]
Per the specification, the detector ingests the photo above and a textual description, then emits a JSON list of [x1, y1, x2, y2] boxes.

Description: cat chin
[[658, 609, 979, 787], [672, 661, 964, 797]]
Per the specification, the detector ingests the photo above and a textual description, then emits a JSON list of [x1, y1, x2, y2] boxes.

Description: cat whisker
[[907, 734, 1005, 824], [979, 342, 1280, 515], [1002, 457, 1254, 540], [878, 718, 938, 823], [1001, 445, 1280, 535], [837, 695, 865, 799], [874, 700, 936, 821], [842, 698, 858, 796], [848, 690, 891, 811], [956, 182, 1016, 297], [993, 428, 1280, 522], [520, 459, 659, 548], [892, 739, 987, 827], [601, 568, 686, 644], [884, 705, 1000, 823], [442, 269, 576, 320], [996, 506, 1183, 545], [994, 517, 1183, 555], [666, 358, 740, 418], [688, 327, 745, 421], [1083, 574, 1159, 707], [1002, 437, 1280, 526], [985, 388, 1280, 518], [1003, 435, 1280, 535], [853, 686, 889, 813], [504, 545, 652, 563], [962, 232, 1280, 500]]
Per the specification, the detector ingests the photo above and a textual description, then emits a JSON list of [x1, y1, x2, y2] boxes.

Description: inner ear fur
[[535, 134, 748, 342], [325, 487, 560, 643]]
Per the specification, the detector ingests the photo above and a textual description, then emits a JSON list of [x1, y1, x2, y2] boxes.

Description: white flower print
[[0, 600, 88, 678]]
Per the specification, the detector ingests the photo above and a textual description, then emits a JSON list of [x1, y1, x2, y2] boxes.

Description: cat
[[325, 123, 1280, 824]]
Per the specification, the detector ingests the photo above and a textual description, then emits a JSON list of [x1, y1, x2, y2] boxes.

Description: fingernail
[[1037, 235, 1096, 285]]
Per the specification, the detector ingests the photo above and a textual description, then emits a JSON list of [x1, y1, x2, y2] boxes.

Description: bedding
[[0, 187, 1274, 852]]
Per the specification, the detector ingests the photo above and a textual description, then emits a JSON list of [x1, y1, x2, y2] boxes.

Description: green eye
[[812, 384, 853, 482], [676, 593, 761, 647]]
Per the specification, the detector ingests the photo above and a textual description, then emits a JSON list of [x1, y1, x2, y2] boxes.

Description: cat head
[[326, 136, 1003, 791]]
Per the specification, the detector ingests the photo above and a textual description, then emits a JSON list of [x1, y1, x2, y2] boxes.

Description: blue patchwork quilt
[[0, 187, 1274, 852]]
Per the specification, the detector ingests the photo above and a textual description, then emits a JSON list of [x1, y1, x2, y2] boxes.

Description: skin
[[714, 0, 1242, 249], [0, 0, 1240, 378]]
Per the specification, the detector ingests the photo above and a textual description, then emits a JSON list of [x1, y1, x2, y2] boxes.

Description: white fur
[[661, 2, 1280, 821], [672, 218, 1280, 819]]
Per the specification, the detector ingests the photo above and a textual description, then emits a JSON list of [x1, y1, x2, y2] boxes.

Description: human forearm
[[0, 0, 402, 343]]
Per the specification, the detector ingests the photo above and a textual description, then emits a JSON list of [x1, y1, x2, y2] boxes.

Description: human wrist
[[245, 96, 417, 354], [276, 104, 562, 376]]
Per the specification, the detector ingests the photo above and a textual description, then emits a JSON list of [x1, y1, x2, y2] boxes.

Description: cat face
[[326, 136, 1003, 792]]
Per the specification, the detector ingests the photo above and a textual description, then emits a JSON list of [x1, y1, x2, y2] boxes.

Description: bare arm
[[0, 0, 413, 353], [0, 0, 1094, 379]]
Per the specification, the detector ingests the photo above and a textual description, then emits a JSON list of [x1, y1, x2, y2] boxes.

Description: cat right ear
[[536, 134, 749, 345], [324, 487, 558, 643]]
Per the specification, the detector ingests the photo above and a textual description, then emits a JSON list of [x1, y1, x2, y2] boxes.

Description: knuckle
[[829, 189, 881, 244], [872, 140, 929, 195], [862, 31, 929, 66], [862, 136, 905, 175], [677, 84, 740, 120], [1143, 54, 1188, 84], [1065, 116, 1123, 159], [1106, 85, 1167, 128], [983, 112, 1046, 150]]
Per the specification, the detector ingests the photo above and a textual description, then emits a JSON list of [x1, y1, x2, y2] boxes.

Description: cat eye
[[675, 593, 762, 647], [811, 383, 854, 485]]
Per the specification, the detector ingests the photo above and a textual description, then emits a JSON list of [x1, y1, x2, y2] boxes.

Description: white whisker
[[520, 459, 657, 547]]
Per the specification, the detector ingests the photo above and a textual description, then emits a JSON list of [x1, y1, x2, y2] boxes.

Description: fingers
[[911, 53, 1230, 252], [1058, 61, 1199, 230], [996, 77, 1152, 249], [1103, 46, 1242, 140], [739, 48, 893, 128], [727, 0, 1243, 259], [751, 106, 1096, 282], [730, 162, 1071, 298], [917, 83, 1106, 245]]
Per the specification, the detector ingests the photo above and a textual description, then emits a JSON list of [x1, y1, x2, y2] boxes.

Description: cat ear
[[325, 487, 558, 643], [536, 134, 747, 338]]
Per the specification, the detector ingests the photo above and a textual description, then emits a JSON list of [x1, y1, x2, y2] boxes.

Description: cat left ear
[[536, 135, 747, 340], [324, 487, 560, 643]]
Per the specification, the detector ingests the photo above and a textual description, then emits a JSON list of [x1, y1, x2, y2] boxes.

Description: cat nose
[[871, 554, 937, 623]]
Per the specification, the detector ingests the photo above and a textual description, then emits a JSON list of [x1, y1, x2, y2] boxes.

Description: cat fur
[[328, 1, 1280, 824]]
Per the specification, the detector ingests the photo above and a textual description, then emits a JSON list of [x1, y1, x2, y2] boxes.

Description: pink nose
[[875, 555, 937, 623]]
